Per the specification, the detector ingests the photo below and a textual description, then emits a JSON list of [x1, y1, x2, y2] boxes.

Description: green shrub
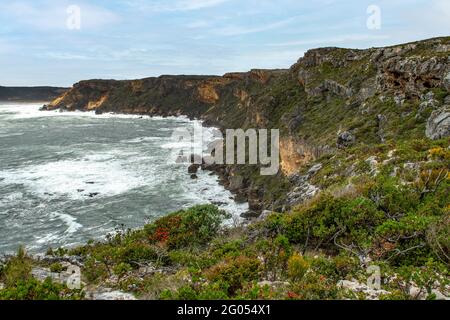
[[0, 277, 83, 300], [287, 253, 309, 281], [2, 247, 32, 287], [49, 263, 64, 273], [145, 205, 230, 249], [205, 256, 261, 295]]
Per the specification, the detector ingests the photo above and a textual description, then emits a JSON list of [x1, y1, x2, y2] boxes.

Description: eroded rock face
[[279, 138, 317, 176], [376, 56, 448, 97], [426, 107, 450, 140], [309, 79, 353, 98]]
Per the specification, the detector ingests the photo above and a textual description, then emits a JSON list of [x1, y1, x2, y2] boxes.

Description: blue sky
[[0, 0, 449, 87]]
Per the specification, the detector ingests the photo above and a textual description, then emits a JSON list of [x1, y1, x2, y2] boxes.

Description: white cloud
[[269, 34, 391, 47], [128, 0, 229, 12], [186, 20, 210, 28], [213, 16, 298, 36]]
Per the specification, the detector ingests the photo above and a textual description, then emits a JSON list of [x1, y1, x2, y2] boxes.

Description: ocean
[[0, 103, 247, 254]]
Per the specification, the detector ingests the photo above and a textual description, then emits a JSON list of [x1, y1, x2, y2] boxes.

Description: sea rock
[[190, 174, 198, 179], [426, 107, 450, 140], [337, 131, 356, 148], [188, 164, 200, 174], [240, 211, 260, 219]]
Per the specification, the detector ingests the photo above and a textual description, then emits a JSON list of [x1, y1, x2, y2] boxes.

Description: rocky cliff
[[0, 86, 68, 102], [45, 37, 450, 215]]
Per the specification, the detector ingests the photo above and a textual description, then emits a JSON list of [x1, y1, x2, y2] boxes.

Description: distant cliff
[[0, 86, 68, 102]]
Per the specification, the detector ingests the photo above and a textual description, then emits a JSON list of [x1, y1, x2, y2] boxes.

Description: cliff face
[[0, 86, 68, 102], [45, 37, 450, 213], [45, 71, 288, 122]]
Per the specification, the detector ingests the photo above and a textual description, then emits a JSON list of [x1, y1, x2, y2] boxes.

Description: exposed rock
[[257, 210, 273, 222], [307, 163, 323, 177], [377, 114, 387, 142], [87, 289, 137, 301], [418, 92, 440, 117], [337, 131, 356, 148], [426, 107, 450, 139], [31, 262, 82, 288], [228, 175, 244, 191], [337, 279, 390, 300], [309, 79, 353, 98], [443, 72, 450, 91], [408, 285, 427, 299], [257, 280, 290, 289], [34, 254, 84, 267], [366, 156, 379, 175], [394, 94, 405, 106], [190, 174, 198, 179], [279, 138, 319, 175], [432, 289, 450, 300], [286, 174, 320, 208], [240, 211, 260, 219], [248, 199, 263, 212], [377, 56, 448, 97]]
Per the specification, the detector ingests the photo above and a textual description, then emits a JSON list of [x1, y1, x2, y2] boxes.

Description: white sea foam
[[0, 104, 193, 121], [0, 152, 149, 200], [50, 212, 82, 234]]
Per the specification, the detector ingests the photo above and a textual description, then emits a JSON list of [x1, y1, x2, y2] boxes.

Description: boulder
[[337, 279, 390, 300], [188, 163, 200, 174], [443, 72, 450, 91], [88, 289, 137, 301], [426, 107, 450, 140], [240, 211, 260, 219], [337, 131, 356, 148]]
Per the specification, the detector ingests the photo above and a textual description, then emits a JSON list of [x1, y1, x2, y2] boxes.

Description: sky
[[0, 0, 449, 87]]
